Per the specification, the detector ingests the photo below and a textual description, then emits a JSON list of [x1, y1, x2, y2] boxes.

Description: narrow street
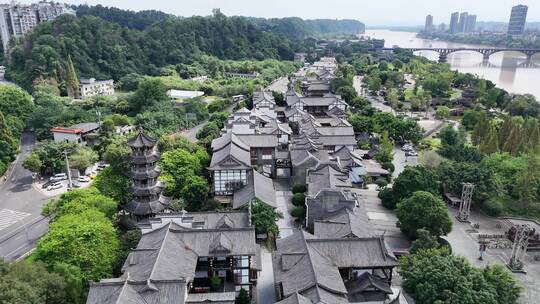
[[178, 100, 239, 142], [256, 247, 277, 304], [0, 132, 50, 261]]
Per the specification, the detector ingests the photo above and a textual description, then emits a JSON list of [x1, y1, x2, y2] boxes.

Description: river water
[[364, 29, 540, 98]]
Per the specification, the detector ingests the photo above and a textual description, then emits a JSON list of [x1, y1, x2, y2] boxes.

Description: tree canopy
[[36, 209, 120, 282], [400, 249, 521, 304], [396, 191, 452, 238]]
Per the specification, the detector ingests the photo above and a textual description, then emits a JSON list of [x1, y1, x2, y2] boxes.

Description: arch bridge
[[380, 47, 540, 63]]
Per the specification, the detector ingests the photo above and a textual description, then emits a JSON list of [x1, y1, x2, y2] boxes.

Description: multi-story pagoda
[[123, 131, 170, 219]]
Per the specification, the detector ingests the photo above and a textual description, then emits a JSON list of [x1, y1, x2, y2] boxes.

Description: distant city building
[[449, 12, 459, 34], [458, 12, 469, 33], [439, 23, 447, 32], [424, 14, 434, 33], [79, 78, 115, 98], [0, 1, 74, 52], [465, 14, 477, 33], [508, 5, 528, 36]]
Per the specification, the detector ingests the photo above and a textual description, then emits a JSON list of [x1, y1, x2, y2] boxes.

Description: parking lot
[[33, 162, 106, 197]]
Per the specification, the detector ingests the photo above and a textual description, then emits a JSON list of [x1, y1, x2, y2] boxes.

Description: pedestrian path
[[0, 209, 30, 231]]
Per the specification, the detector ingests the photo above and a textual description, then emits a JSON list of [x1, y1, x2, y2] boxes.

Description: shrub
[[379, 187, 397, 209], [209, 276, 221, 291], [292, 183, 307, 194], [291, 206, 305, 219], [292, 193, 305, 206], [481, 199, 504, 217], [381, 161, 395, 172], [374, 178, 388, 188]]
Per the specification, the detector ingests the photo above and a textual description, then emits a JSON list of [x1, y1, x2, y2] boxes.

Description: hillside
[[6, 11, 306, 90]]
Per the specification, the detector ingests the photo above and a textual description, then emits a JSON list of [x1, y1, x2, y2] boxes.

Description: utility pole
[[64, 150, 73, 189]]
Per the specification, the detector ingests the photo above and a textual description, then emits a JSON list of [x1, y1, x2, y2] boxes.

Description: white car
[[50, 173, 67, 182], [406, 150, 418, 157], [78, 176, 91, 183], [401, 145, 413, 152], [47, 182, 63, 191]]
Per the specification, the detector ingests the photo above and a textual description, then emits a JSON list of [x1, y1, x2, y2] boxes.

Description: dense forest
[[250, 17, 365, 38], [6, 6, 366, 91], [6, 10, 306, 90], [75, 4, 170, 30]]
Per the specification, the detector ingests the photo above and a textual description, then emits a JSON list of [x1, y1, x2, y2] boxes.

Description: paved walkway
[[444, 207, 540, 304], [275, 190, 295, 239], [256, 247, 277, 304]]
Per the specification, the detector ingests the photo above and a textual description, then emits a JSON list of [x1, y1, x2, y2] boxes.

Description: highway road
[[0, 132, 49, 261]]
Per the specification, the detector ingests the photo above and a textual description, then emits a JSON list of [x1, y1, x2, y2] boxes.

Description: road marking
[[0, 209, 30, 231]]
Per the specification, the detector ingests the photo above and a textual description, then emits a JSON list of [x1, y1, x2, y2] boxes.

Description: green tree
[[479, 122, 499, 154], [0, 85, 33, 129], [236, 288, 250, 304], [250, 200, 282, 236], [483, 264, 522, 304], [435, 106, 450, 120], [396, 191, 452, 238], [93, 166, 131, 205], [387, 88, 399, 110], [65, 55, 79, 98], [410, 228, 440, 253], [513, 154, 540, 209], [400, 248, 519, 304], [22, 152, 43, 173], [336, 85, 357, 103], [129, 78, 169, 113], [374, 131, 394, 164], [160, 148, 208, 199], [380, 166, 439, 209], [180, 175, 210, 210], [502, 122, 523, 156], [69, 146, 98, 174], [36, 209, 120, 282], [0, 260, 70, 304]]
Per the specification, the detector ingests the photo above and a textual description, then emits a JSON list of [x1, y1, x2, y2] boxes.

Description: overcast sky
[[42, 0, 540, 26]]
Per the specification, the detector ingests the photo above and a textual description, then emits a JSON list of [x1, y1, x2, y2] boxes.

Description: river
[[363, 29, 540, 98]]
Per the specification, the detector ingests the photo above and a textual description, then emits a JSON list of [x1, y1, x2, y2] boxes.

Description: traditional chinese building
[[123, 131, 171, 219]]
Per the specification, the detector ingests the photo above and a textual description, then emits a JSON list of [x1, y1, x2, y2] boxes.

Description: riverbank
[[365, 29, 540, 99]]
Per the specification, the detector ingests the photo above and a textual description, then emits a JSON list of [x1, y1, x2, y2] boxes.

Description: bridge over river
[[378, 47, 540, 63]]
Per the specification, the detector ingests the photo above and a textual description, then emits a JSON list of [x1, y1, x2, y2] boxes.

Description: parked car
[[406, 150, 418, 157], [71, 182, 81, 188], [78, 176, 91, 183], [401, 144, 413, 152], [47, 182, 62, 191], [42, 180, 53, 189], [50, 173, 67, 182]]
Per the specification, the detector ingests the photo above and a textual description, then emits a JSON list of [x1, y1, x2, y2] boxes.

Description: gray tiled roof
[[306, 163, 351, 197], [185, 292, 236, 303], [314, 208, 373, 239], [273, 231, 397, 303], [71, 122, 101, 133], [209, 133, 251, 170], [86, 279, 186, 304], [127, 131, 158, 148], [236, 134, 278, 148], [88, 211, 258, 304], [253, 90, 276, 106], [300, 97, 344, 107], [233, 170, 277, 209]]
